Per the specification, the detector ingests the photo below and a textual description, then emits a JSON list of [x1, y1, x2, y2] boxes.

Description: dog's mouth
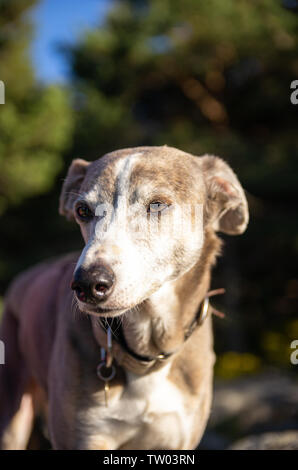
[[75, 298, 128, 317]]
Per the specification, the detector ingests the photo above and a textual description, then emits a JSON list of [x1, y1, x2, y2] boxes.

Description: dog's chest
[[79, 362, 192, 449]]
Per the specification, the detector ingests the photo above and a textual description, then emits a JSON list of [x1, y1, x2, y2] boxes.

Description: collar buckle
[[198, 296, 210, 325]]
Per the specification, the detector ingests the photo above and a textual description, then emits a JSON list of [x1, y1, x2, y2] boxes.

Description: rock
[[199, 370, 298, 449], [229, 431, 298, 450]]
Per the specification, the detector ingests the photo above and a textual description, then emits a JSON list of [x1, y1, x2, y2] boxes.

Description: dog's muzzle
[[71, 263, 115, 304]]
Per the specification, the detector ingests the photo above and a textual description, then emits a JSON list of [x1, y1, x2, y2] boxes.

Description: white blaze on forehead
[[108, 152, 143, 227], [81, 152, 143, 206], [114, 152, 143, 200]]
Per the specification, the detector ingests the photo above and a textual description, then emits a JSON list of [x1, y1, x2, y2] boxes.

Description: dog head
[[59, 146, 248, 316]]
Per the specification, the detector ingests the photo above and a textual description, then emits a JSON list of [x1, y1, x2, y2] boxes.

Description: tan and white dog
[[0, 146, 248, 450]]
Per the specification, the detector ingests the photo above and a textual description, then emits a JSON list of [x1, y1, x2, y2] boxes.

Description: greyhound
[[0, 146, 248, 450]]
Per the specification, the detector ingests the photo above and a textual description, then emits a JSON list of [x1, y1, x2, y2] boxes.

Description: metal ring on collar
[[97, 362, 116, 382]]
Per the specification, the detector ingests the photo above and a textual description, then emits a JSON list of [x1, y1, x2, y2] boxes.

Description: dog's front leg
[[0, 305, 34, 450]]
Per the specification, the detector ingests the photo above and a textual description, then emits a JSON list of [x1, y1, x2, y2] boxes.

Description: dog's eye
[[76, 204, 93, 222], [147, 201, 169, 214]]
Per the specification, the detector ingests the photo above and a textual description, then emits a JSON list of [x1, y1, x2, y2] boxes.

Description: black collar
[[98, 294, 213, 364]]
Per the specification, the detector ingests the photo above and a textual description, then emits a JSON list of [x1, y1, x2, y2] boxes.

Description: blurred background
[[0, 0, 297, 449]]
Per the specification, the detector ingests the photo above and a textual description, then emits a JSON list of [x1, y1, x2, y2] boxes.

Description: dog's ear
[[59, 158, 90, 220], [199, 155, 249, 235]]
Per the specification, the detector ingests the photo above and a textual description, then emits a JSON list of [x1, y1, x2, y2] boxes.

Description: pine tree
[[0, 0, 73, 213], [69, 0, 297, 199]]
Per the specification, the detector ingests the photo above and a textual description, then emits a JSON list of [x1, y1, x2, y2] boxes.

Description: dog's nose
[[71, 264, 115, 303]]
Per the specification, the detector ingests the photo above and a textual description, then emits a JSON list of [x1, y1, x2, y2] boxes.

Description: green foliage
[[215, 352, 262, 379], [69, 0, 297, 195], [0, 0, 73, 213]]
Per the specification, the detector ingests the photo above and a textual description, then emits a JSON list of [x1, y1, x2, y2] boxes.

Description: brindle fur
[[0, 146, 248, 449]]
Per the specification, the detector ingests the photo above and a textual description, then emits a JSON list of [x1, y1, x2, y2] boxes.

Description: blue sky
[[29, 0, 110, 83]]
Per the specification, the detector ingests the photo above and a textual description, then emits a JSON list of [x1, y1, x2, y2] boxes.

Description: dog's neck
[[92, 229, 221, 359]]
